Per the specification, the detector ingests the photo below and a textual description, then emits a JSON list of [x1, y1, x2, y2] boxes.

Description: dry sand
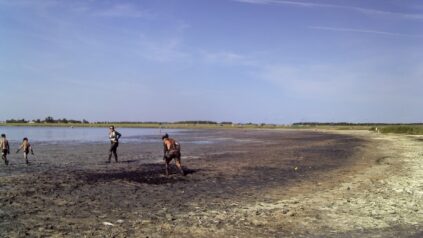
[[0, 129, 422, 237]]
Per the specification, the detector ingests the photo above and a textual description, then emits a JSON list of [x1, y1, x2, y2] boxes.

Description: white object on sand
[[102, 222, 115, 226]]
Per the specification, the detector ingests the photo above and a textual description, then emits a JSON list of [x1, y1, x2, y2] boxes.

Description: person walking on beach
[[162, 133, 185, 176], [0, 134, 10, 165], [108, 126, 122, 163], [16, 137, 34, 165]]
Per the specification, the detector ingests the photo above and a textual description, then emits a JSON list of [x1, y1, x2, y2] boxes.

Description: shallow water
[[0, 126, 183, 144]]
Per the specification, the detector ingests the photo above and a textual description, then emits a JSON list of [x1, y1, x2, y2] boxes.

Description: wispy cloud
[[136, 35, 190, 63], [257, 61, 415, 102], [91, 4, 153, 18], [259, 64, 351, 97], [0, 1, 154, 19], [204, 51, 244, 61], [202, 51, 257, 66], [234, 0, 323, 7], [233, 0, 423, 20], [0, 0, 58, 8], [310, 26, 423, 39]]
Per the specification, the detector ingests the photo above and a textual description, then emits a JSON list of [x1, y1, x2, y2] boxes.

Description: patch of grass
[[378, 125, 423, 135], [290, 125, 372, 130]]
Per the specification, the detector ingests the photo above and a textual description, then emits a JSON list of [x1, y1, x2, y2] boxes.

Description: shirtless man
[[16, 137, 34, 165], [0, 134, 10, 165], [162, 133, 185, 176]]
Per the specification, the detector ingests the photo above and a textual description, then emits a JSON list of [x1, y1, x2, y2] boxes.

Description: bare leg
[[113, 151, 118, 162], [107, 143, 116, 163], [24, 152, 28, 165], [165, 161, 170, 176], [175, 157, 185, 176], [2, 154, 8, 165]]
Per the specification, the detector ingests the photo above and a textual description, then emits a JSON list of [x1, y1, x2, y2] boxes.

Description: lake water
[[0, 126, 182, 144]]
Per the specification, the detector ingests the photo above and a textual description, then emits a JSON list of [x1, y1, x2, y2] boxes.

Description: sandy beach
[[0, 129, 422, 237]]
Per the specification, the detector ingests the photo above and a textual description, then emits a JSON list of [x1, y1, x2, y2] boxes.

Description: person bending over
[[162, 133, 185, 176]]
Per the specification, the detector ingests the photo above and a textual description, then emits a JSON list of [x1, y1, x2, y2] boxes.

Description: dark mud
[[0, 129, 406, 237]]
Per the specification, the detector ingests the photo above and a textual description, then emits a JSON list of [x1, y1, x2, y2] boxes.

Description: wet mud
[[0, 129, 421, 237]]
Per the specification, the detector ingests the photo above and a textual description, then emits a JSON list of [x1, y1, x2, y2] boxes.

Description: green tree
[[45, 116, 55, 123]]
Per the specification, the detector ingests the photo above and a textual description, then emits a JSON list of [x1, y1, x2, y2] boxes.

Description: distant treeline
[[175, 121, 235, 125], [92, 121, 277, 126], [93, 120, 238, 125], [5, 119, 423, 127], [293, 122, 423, 126], [3, 118, 282, 127], [4, 118, 235, 125], [6, 116, 89, 124], [92, 120, 225, 125]]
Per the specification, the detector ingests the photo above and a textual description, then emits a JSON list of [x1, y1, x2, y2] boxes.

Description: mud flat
[[0, 129, 422, 237]]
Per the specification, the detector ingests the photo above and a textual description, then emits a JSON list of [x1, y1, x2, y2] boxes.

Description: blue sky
[[0, 0, 422, 123]]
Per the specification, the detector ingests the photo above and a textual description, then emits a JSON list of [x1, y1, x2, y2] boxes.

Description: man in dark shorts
[[0, 134, 10, 165], [108, 126, 122, 163], [162, 133, 185, 176]]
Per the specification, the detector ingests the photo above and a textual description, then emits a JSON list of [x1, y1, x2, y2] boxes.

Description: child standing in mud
[[16, 137, 34, 165], [0, 134, 10, 165], [162, 133, 185, 176], [108, 126, 122, 163]]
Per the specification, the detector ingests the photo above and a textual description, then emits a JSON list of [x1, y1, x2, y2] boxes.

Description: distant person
[[162, 133, 185, 176], [108, 126, 122, 163], [0, 134, 10, 165], [16, 137, 34, 165]]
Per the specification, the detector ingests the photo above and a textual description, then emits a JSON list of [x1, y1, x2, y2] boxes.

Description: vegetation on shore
[[1, 117, 283, 129], [295, 123, 423, 135], [294, 123, 423, 135], [373, 125, 423, 135]]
